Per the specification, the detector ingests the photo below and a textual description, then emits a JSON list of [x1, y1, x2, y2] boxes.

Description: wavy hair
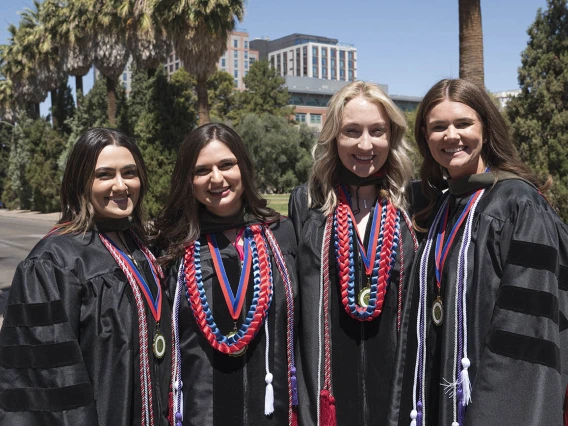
[[414, 78, 551, 225], [154, 123, 279, 265], [308, 80, 413, 215], [57, 128, 148, 237]]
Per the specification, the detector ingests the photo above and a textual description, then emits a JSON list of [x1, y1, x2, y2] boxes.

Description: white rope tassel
[[410, 409, 417, 426], [460, 357, 472, 405], [264, 319, 275, 415]]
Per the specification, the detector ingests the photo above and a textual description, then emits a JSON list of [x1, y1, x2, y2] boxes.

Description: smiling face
[[90, 145, 141, 220], [336, 96, 391, 177], [424, 99, 486, 179], [192, 140, 244, 217]]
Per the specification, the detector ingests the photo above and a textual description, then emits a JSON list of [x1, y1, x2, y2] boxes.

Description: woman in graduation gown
[[154, 123, 299, 426], [391, 78, 568, 426], [288, 80, 419, 426], [0, 128, 171, 425]]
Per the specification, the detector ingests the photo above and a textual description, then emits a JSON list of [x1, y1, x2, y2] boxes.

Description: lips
[[353, 154, 375, 161], [442, 147, 466, 154], [208, 186, 230, 196]]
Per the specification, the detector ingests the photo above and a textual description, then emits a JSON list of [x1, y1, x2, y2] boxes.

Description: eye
[[342, 128, 360, 137], [95, 172, 112, 179], [219, 161, 237, 171], [430, 125, 446, 132], [371, 128, 385, 136], [123, 169, 138, 178], [194, 167, 211, 177], [456, 121, 473, 129]]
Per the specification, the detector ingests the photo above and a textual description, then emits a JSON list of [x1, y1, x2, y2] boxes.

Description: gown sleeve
[[465, 201, 568, 425], [288, 185, 309, 245], [0, 257, 99, 425]]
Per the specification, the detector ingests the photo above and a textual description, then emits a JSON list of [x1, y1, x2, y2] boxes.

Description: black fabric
[[488, 330, 560, 371], [168, 217, 298, 425], [336, 165, 386, 187], [288, 183, 419, 426], [0, 383, 94, 412], [560, 311, 568, 332], [0, 341, 82, 369], [94, 217, 131, 232], [496, 285, 558, 322], [560, 265, 568, 291], [2, 300, 66, 327], [0, 230, 172, 425], [507, 239, 558, 274], [390, 178, 568, 426]]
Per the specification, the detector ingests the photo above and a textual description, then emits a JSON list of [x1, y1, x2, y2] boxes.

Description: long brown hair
[[154, 123, 279, 265], [414, 78, 551, 225], [57, 127, 148, 236]]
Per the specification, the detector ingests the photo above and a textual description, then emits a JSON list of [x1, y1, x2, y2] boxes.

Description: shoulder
[[289, 184, 309, 209], [265, 217, 296, 252]]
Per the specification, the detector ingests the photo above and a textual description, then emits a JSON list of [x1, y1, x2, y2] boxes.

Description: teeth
[[109, 197, 128, 201], [209, 187, 228, 194], [355, 155, 374, 160], [443, 147, 465, 153]]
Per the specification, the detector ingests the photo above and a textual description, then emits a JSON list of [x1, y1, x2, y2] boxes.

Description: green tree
[[52, 82, 76, 135], [236, 60, 293, 121], [0, 123, 12, 203], [237, 113, 314, 192], [208, 70, 236, 121], [162, 0, 245, 125], [404, 109, 422, 178], [459, 0, 485, 87], [507, 0, 568, 220]]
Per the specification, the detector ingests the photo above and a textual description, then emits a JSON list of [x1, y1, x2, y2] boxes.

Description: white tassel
[[460, 357, 472, 405], [264, 372, 274, 415], [410, 409, 417, 426], [452, 423, 460, 426]]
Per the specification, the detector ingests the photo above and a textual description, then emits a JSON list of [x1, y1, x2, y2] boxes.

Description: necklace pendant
[[153, 330, 166, 358], [432, 296, 444, 326], [228, 346, 247, 357], [358, 286, 371, 308]]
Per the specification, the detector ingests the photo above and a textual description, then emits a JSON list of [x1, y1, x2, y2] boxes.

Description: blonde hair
[[308, 80, 413, 215]]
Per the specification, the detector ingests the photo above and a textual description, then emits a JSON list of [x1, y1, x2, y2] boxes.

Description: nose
[[445, 125, 459, 140], [358, 130, 373, 150], [210, 167, 223, 183], [113, 174, 127, 191]]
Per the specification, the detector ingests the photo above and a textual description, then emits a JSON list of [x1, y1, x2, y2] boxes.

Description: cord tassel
[[265, 372, 275, 415], [460, 357, 472, 405], [319, 389, 336, 426], [290, 366, 298, 406]]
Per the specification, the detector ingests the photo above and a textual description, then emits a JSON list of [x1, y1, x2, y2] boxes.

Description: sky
[[0, 0, 549, 108]]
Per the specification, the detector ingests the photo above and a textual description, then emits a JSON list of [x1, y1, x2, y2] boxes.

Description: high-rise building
[[250, 33, 357, 82]]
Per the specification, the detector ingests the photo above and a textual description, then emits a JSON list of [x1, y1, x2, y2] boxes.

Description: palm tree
[[459, 0, 485, 88], [162, 0, 245, 125], [119, 0, 169, 75], [0, 78, 16, 124], [84, 0, 130, 126]]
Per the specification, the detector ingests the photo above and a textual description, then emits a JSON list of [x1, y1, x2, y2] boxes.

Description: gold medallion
[[153, 331, 166, 358], [227, 330, 247, 357], [358, 287, 371, 308], [432, 296, 444, 326]]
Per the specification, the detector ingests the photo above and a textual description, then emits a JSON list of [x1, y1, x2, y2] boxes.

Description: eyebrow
[[194, 158, 237, 168], [94, 164, 138, 172]]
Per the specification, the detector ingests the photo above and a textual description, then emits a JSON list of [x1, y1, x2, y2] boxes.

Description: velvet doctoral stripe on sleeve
[[0, 231, 172, 426]]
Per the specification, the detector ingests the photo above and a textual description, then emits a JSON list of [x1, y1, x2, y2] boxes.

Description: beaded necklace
[[333, 186, 400, 321]]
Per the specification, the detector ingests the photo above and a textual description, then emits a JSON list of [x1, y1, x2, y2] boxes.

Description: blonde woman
[[289, 81, 420, 426]]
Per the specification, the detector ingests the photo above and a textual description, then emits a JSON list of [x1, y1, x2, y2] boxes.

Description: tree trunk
[[459, 0, 484, 88], [50, 89, 59, 130], [196, 76, 210, 125], [106, 76, 117, 126], [75, 75, 83, 108], [27, 102, 40, 120]]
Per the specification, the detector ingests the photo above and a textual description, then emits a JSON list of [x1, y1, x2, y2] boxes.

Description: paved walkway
[[0, 209, 61, 223]]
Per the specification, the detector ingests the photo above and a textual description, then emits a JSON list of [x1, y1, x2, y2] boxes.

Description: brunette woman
[[288, 80, 420, 426], [154, 123, 298, 426], [0, 128, 171, 425], [391, 79, 568, 426]]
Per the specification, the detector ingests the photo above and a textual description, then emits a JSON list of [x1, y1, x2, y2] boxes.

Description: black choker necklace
[[95, 217, 132, 233]]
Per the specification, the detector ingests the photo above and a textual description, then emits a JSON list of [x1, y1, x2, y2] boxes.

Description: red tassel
[[168, 390, 173, 425], [292, 406, 299, 426], [319, 389, 336, 426], [564, 385, 568, 426]]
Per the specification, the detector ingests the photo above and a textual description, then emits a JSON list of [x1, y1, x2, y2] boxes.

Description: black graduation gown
[[0, 230, 172, 426], [390, 176, 568, 426], [288, 184, 418, 426], [170, 218, 298, 426]]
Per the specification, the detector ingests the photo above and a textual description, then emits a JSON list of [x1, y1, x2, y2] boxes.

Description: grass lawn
[[264, 194, 290, 215]]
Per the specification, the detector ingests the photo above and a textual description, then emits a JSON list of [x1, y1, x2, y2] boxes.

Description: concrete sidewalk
[[0, 209, 61, 223]]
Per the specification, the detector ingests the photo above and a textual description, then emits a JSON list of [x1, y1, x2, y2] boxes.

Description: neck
[[350, 185, 378, 200]]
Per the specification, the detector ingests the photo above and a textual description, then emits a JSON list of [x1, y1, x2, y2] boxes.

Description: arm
[[0, 258, 99, 425]]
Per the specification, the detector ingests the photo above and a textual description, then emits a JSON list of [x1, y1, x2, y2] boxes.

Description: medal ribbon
[[338, 185, 381, 277], [103, 234, 162, 323], [434, 190, 484, 292], [207, 232, 252, 321]]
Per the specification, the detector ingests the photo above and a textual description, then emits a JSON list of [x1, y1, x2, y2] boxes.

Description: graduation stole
[[183, 224, 273, 356], [333, 185, 400, 321]]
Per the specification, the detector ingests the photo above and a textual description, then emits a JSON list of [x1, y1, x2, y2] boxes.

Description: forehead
[[427, 99, 479, 121], [342, 96, 389, 124], [196, 139, 236, 163], [95, 145, 136, 167]]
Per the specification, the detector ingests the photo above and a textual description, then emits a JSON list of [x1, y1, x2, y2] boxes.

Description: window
[[221, 58, 226, 67], [234, 70, 239, 78], [340, 51, 345, 59], [169, 54, 173, 63], [295, 113, 307, 123], [322, 58, 327, 66], [234, 59, 238, 68], [250, 57, 256, 65], [313, 57, 317, 65], [340, 69, 345, 77], [331, 59, 336, 67], [233, 39, 238, 48], [244, 51, 248, 59], [244, 40, 248, 49], [310, 114, 322, 124], [234, 79, 238, 87], [348, 60, 354, 69], [348, 51, 353, 60], [245, 61, 248, 70], [313, 46, 318, 55], [321, 49, 327, 57], [175, 62, 180, 70], [340, 60, 345, 68], [313, 66, 318, 76], [234, 50, 238, 59], [331, 48, 336, 58], [322, 67, 328, 76], [169, 64, 173, 73], [348, 70, 354, 81]]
